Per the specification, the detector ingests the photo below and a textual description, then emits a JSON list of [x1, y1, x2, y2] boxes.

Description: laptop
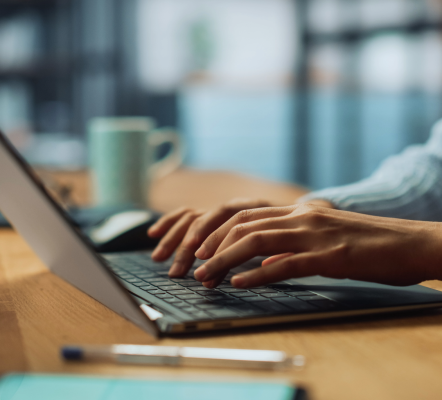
[[2, 130, 442, 338]]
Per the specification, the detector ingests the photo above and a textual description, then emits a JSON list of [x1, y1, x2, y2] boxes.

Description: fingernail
[[148, 225, 158, 235], [203, 279, 216, 289], [232, 275, 246, 288], [194, 265, 208, 281], [169, 263, 185, 277], [195, 244, 207, 259], [151, 247, 165, 260]]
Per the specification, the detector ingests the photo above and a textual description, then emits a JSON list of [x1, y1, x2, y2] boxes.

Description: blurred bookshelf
[[2, 0, 442, 186], [303, 21, 442, 43], [294, 0, 442, 188], [0, 0, 177, 168]]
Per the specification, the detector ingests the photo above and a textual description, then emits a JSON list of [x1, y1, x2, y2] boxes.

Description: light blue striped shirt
[[300, 119, 442, 221]]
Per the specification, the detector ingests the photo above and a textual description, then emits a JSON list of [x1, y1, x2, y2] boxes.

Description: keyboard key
[[147, 290, 166, 295], [157, 294, 174, 300], [219, 299, 244, 305], [132, 281, 154, 287], [245, 296, 269, 302], [179, 281, 204, 287], [139, 285, 156, 291], [125, 278, 144, 284], [187, 297, 207, 304], [148, 277, 170, 282], [146, 265, 168, 270], [208, 309, 239, 319], [177, 294, 203, 300], [206, 295, 231, 301], [231, 292, 259, 298], [250, 288, 278, 294], [127, 267, 144, 272], [216, 284, 233, 289], [193, 286, 217, 291], [194, 288, 220, 294], [152, 280, 175, 286], [117, 273, 133, 279], [163, 298, 182, 303], [296, 295, 326, 302], [220, 288, 248, 293], [261, 293, 289, 299], [168, 290, 194, 295], [156, 271, 171, 276], [135, 273, 157, 278], [274, 298, 319, 312], [197, 303, 224, 310], [287, 292, 314, 297], [168, 300, 188, 307], [157, 285, 182, 291]]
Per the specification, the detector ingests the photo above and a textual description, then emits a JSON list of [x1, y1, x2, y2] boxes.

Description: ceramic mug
[[88, 117, 182, 207]]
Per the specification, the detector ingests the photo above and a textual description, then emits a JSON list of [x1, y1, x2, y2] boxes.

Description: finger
[[192, 206, 264, 260], [202, 275, 226, 289], [194, 229, 303, 283], [169, 208, 246, 276], [187, 207, 242, 248], [231, 253, 321, 288], [196, 207, 295, 260], [152, 212, 199, 261], [215, 216, 295, 255], [262, 253, 294, 267], [148, 207, 198, 238]]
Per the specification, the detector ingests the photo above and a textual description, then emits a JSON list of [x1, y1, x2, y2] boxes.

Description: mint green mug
[[88, 117, 182, 207]]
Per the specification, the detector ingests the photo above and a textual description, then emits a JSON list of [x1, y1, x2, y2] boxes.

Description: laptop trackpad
[[291, 276, 442, 308]]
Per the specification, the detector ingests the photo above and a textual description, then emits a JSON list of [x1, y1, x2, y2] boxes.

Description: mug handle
[[147, 128, 183, 180]]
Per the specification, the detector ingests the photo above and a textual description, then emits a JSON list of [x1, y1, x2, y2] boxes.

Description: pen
[[62, 345, 305, 371]]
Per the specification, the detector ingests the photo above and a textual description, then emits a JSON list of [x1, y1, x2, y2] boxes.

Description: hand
[[147, 198, 279, 277], [192, 204, 442, 288]]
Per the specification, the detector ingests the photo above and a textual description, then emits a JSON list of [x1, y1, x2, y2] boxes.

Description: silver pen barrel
[[62, 344, 305, 370]]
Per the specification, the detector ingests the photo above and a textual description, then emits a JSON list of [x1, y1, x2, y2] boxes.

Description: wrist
[[297, 198, 335, 209], [423, 222, 442, 282]]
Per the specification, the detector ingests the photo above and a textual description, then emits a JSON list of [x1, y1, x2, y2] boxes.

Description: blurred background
[[1, 0, 442, 190]]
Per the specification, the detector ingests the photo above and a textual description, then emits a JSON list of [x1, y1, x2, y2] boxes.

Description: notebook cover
[[0, 374, 306, 400]]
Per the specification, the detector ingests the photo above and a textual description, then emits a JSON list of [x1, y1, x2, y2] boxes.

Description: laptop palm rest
[[292, 276, 442, 308]]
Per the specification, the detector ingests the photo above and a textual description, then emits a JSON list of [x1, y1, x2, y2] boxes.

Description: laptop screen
[[0, 131, 158, 337]]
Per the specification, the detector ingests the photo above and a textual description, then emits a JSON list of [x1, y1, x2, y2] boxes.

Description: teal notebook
[[0, 374, 306, 400]]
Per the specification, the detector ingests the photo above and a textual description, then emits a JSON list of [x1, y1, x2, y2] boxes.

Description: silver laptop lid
[[0, 131, 158, 338]]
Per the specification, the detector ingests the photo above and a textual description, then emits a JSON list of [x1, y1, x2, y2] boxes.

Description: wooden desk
[[2, 169, 442, 400]]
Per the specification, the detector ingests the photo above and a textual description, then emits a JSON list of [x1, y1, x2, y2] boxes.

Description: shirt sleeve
[[299, 119, 442, 221]]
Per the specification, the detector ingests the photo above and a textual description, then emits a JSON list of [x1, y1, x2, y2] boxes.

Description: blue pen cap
[[61, 346, 84, 360]]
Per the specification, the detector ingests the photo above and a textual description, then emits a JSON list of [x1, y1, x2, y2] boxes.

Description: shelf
[[0, 0, 71, 19], [303, 21, 442, 44], [0, 0, 65, 7], [0, 52, 118, 80], [0, 58, 72, 80]]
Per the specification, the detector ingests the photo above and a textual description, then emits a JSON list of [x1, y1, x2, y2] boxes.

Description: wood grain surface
[[2, 169, 442, 400]]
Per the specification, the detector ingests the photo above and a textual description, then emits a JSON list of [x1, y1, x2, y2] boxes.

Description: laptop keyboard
[[103, 252, 344, 321]]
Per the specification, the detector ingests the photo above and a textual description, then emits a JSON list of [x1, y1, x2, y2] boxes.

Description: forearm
[[300, 148, 442, 221], [300, 120, 442, 221]]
